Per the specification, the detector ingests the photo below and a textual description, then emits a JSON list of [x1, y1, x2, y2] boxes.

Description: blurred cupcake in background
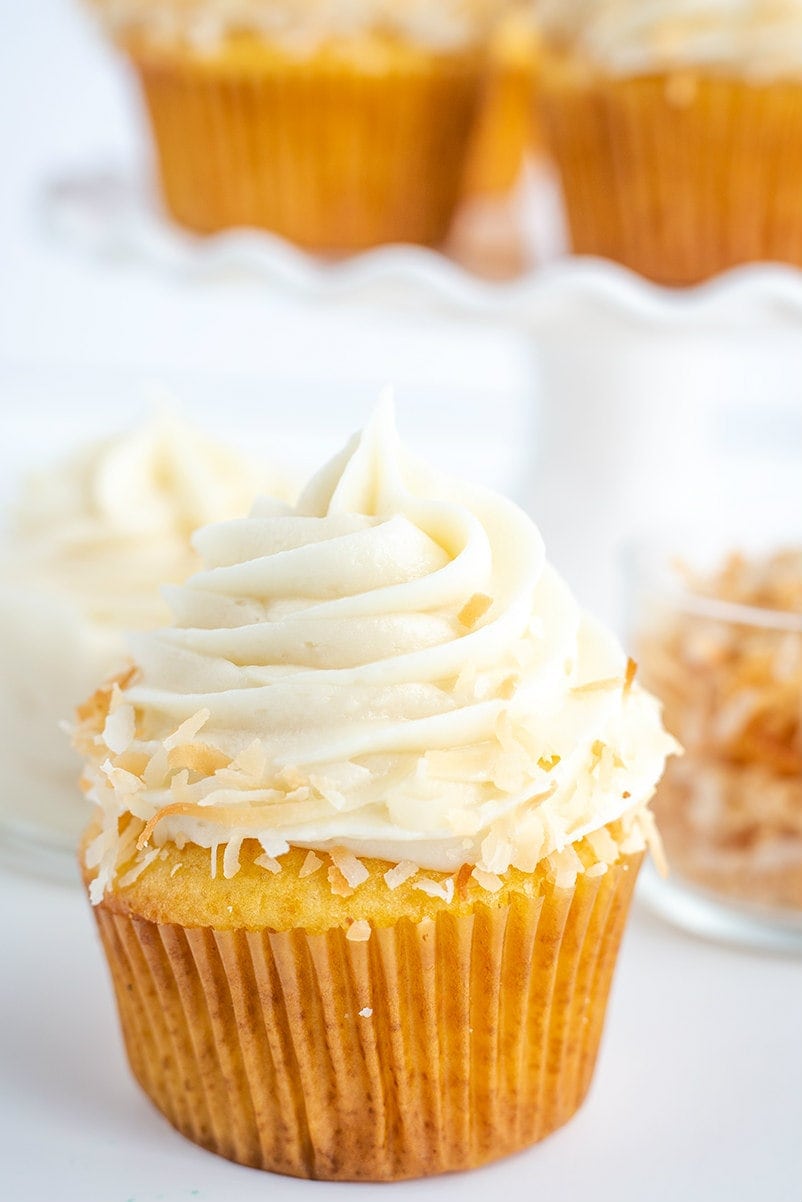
[[535, 0, 802, 284], [0, 411, 276, 854], [87, 0, 518, 250], [461, 5, 541, 200]]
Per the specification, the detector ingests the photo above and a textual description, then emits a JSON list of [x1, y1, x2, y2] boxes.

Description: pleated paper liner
[[124, 33, 485, 250], [90, 849, 642, 1181], [538, 54, 802, 285]]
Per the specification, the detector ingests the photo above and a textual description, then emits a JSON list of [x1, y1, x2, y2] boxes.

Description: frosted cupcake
[[88, 0, 514, 250], [462, 6, 541, 199], [535, 0, 802, 283], [77, 401, 675, 1180], [0, 413, 266, 853]]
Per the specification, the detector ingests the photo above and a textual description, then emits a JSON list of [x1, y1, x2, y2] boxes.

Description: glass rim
[[623, 541, 802, 634]]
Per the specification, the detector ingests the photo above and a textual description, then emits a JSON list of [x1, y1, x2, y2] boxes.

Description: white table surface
[[2, 3, 802, 1200]]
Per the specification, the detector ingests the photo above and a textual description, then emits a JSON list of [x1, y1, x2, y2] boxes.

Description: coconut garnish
[[330, 847, 369, 889], [299, 850, 324, 878], [102, 703, 135, 755], [414, 877, 455, 904], [167, 742, 231, 774], [163, 708, 211, 751], [458, 592, 493, 629], [471, 867, 503, 893], [383, 860, 419, 890], [571, 676, 623, 696], [255, 852, 282, 874], [117, 847, 160, 888], [328, 864, 354, 897], [346, 920, 371, 942]]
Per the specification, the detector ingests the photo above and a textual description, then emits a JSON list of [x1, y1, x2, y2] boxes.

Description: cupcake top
[[536, 0, 802, 78], [4, 411, 266, 631], [89, 0, 512, 51], [78, 401, 675, 903]]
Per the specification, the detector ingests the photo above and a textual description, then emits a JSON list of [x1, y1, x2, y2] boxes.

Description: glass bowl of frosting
[[0, 411, 271, 877], [628, 545, 802, 952]]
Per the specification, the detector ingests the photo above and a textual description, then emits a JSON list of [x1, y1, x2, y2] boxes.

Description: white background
[[1, 3, 801, 1200]]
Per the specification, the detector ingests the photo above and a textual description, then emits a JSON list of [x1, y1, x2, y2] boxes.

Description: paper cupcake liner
[[92, 851, 641, 1181], [538, 62, 802, 284], [462, 59, 539, 198], [127, 44, 484, 249]]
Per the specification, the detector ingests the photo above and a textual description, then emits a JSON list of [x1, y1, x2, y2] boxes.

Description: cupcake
[[76, 401, 675, 1180], [88, 0, 514, 250], [535, 0, 802, 284], [461, 6, 541, 199], [0, 412, 268, 853]]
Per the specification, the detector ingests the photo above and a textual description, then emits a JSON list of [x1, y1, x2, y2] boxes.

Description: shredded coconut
[[414, 876, 455, 903], [330, 846, 369, 889], [359, 1006, 373, 1018], [299, 850, 324, 878], [102, 704, 135, 755], [346, 920, 372, 942], [163, 708, 211, 751], [254, 852, 282, 874], [471, 867, 503, 893], [118, 847, 160, 888], [383, 860, 419, 890]]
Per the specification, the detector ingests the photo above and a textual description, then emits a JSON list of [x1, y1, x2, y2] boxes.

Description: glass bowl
[[627, 545, 802, 954]]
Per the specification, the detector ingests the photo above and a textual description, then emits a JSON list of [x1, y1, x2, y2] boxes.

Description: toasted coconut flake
[[383, 859, 419, 890], [346, 919, 371, 942], [255, 852, 282, 874], [571, 676, 622, 695], [167, 742, 231, 775], [163, 708, 211, 751], [538, 753, 561, 772], [299, 850, 324, 878], [330, 846, 369, 889], [102, 704, 135, 755], [586, 826, 620, 864], [143, 744, 170, 788], [415, 877, 455, 904], [328, 864, 354, 897], [118, 848, 160, 888], [223, 836, 244, 879], [471, 867, 503, 893], [549, 845, 584, 889], [76, 665, 138, 732], [454, 863, 473, 899], [229, 739, 267, 781], [624, 657, 638, 695], [358, 1007, 373, 1018], [458, 592, 493, 629], [585, 862, 608, 878], [100, 760, 143, 797], [169, 862, 183, 878]]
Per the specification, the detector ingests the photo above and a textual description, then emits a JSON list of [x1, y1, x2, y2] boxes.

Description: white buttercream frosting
[[80, 400, 676, 896], [0, 413, 268, 847], [536, 0, 802, 77], [90, 0, 510, 52]]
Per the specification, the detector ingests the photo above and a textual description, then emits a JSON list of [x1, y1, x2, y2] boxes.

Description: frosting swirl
[[536, 0, 802, 78], [80, 400, 675, 894]]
